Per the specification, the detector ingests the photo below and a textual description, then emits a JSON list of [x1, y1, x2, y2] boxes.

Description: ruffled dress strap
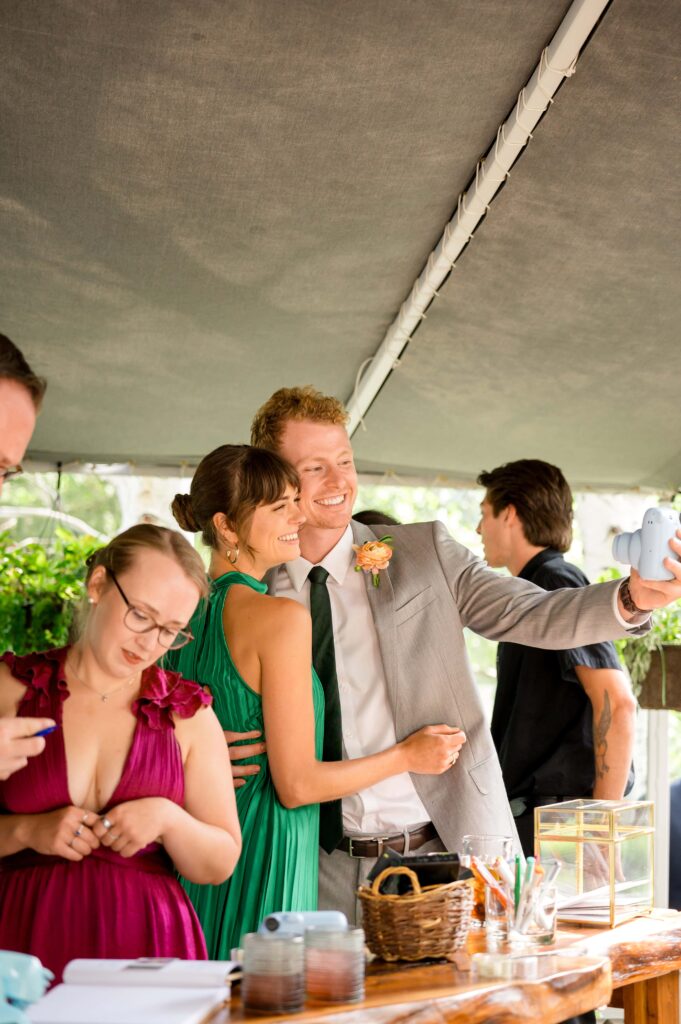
[[0, 647, 69, 718], [133, 664, 212, 732]]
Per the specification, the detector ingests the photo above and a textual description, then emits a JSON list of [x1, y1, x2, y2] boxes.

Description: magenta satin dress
[[0, 647, 211, 982]]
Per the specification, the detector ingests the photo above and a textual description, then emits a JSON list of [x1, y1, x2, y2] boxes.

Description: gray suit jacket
[[269, 519, 646, 852]]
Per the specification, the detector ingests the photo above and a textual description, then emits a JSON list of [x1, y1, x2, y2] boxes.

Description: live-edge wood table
[[226, 910, 681, 1024]]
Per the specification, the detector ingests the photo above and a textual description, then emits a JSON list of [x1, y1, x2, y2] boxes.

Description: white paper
[[557, 879, 647, 922], [28, 983, 229, 1024], [62, 958, 238, 988]]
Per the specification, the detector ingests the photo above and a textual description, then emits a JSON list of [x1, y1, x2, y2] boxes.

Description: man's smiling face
[[277, 418, 357, 536]]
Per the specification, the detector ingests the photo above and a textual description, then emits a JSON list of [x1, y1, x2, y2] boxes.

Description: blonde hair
[[171, 444, 300, 555], [250, 386, 348, 452], [86, 524, 209, 599]]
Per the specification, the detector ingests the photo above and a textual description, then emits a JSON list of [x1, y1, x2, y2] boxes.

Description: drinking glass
[[461, 834, 513, 925], [242, 932, 305, 1014], [305, 927, 365, 1003], [484, 882, 512, 949], [509, 885, 558, 948]]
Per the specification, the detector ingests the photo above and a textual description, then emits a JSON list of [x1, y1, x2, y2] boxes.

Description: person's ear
[[86, 565, 107, 605], [212, 512, 239, 550], [504, 504, 519, 527]]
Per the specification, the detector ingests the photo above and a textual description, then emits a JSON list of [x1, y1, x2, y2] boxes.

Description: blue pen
[[33, 725, 59, 738]]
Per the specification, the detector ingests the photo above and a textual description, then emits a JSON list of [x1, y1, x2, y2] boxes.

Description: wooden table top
[[227, 910, 681, 1024]]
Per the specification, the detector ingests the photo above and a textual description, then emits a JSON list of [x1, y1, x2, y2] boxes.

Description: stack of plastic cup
[[241, 932, 305, 1014], [305, 927, 365, 1003]]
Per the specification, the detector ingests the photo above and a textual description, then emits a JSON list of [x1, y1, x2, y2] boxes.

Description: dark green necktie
[[308, 566, 344, 854]]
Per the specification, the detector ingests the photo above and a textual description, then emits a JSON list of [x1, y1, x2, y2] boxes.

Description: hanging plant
[[621, 604, 681, 709], [0, 528, 101, 654]]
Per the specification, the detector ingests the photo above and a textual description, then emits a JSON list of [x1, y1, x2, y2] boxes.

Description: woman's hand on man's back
[[224, 729, 267, 788]]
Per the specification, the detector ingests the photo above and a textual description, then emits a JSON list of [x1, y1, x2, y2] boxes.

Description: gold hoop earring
[[227, 545, 239, 565]]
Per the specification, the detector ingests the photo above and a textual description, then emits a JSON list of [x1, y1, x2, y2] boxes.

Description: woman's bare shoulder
[[233, 586, 309, 626], [173, 700, 223, 754], [262, 592, 310, 628]]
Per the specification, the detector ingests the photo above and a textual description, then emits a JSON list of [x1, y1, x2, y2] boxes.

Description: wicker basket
[[358, 865, 474, 962]]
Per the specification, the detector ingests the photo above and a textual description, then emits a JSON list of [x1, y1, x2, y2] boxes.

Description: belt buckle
[[348, 834, 391, 858]]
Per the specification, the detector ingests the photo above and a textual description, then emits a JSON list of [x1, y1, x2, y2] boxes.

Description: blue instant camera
[[0, 951, 53, 1023], [612, 507, 680, 581], [258, 911, 347, 936]]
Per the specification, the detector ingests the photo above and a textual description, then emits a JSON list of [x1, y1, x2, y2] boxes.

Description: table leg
[[622, 971, 679, 1024]]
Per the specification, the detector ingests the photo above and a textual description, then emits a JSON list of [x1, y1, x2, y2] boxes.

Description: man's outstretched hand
[[623, 530, 681, 615]]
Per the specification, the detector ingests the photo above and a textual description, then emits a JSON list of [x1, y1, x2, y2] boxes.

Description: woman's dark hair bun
[[171, 493, 200, 533]]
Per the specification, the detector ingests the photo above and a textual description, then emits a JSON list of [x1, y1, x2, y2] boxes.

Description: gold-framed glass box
[[534, 799, 654, 928]]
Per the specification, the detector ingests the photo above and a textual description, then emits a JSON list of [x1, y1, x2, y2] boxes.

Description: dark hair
[[86, 524, 209, 597], [476, 459, 573, 552], [171, 445, 300, 554], [0, 333, 47, 410], [353, 509, 400, 527]]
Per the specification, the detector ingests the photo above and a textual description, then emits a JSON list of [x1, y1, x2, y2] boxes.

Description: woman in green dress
[[168, 445, 465, 956]]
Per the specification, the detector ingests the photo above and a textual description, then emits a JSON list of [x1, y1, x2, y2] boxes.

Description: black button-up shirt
[[490, 548, 629, 803]]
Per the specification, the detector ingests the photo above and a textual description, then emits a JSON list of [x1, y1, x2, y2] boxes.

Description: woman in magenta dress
[[0, 525, 241, 982]]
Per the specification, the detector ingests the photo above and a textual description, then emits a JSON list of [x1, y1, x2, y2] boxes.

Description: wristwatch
[[619, 577, 647, 616]]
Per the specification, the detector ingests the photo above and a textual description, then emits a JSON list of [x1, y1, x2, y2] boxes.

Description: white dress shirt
[[275, 525, 430, 836]]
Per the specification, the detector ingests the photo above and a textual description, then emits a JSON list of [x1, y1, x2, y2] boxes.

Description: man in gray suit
[[235, 386, 681, 922]]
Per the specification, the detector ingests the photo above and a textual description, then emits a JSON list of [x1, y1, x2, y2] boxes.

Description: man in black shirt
[[476, 459, 636, 857]]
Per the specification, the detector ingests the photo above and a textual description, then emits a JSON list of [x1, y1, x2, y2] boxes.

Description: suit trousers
[[318, 834, 445, 925]]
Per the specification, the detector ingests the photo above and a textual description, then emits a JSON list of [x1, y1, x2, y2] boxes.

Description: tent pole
[[346, 0, 612, 435]]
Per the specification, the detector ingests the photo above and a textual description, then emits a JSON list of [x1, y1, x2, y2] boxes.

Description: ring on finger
[[110, 833, 121, 842], [101, 816, 113, 830], [81, 812, 89, 824], [74, 826, 83, 837], [67, 837, 75, 848]]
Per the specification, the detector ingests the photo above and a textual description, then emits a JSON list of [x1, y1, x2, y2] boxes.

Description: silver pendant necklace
[[67, 653, 137, 703]]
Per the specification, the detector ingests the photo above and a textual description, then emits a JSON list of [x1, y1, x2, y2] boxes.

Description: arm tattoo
[[594, 690, 612, 780]]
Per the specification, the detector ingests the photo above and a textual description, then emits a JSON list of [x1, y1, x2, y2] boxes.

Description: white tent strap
[[346, 0, 611, 435]]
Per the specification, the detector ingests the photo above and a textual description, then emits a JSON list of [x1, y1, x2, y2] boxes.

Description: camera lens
[[612, 530, 640, 570]]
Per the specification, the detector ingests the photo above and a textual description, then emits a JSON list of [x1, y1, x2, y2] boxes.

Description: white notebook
[[28, 958, 239, 1024]]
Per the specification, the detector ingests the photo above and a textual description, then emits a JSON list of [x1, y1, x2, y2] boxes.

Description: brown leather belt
[[337, 822, 438, 859]]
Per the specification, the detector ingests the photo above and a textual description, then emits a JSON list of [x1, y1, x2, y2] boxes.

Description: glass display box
[[534, 799, 654, 928]]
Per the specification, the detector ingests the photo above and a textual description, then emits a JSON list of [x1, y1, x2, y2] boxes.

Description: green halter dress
[[167, 570, 325, 955]]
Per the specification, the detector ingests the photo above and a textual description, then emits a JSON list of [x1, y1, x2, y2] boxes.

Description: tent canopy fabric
[[2, 0, 680, 490]]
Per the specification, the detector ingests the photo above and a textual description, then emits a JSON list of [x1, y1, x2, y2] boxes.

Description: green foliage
[[621, 605, 681, 694], [597, 563, 681, 693], [0, 529, 101, 654]]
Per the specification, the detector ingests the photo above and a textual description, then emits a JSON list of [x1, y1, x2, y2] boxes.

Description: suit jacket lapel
[[350, 520, 399, 715]]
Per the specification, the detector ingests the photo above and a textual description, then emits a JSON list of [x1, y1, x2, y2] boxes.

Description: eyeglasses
[[0, 465, 23, 481], [107, 569, 194, 650]]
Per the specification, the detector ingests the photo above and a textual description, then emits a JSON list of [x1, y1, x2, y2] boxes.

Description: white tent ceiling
[[2, 0, 680, 490]]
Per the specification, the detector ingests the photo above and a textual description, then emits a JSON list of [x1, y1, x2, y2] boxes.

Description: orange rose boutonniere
[[353, 536, 394, 587]]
